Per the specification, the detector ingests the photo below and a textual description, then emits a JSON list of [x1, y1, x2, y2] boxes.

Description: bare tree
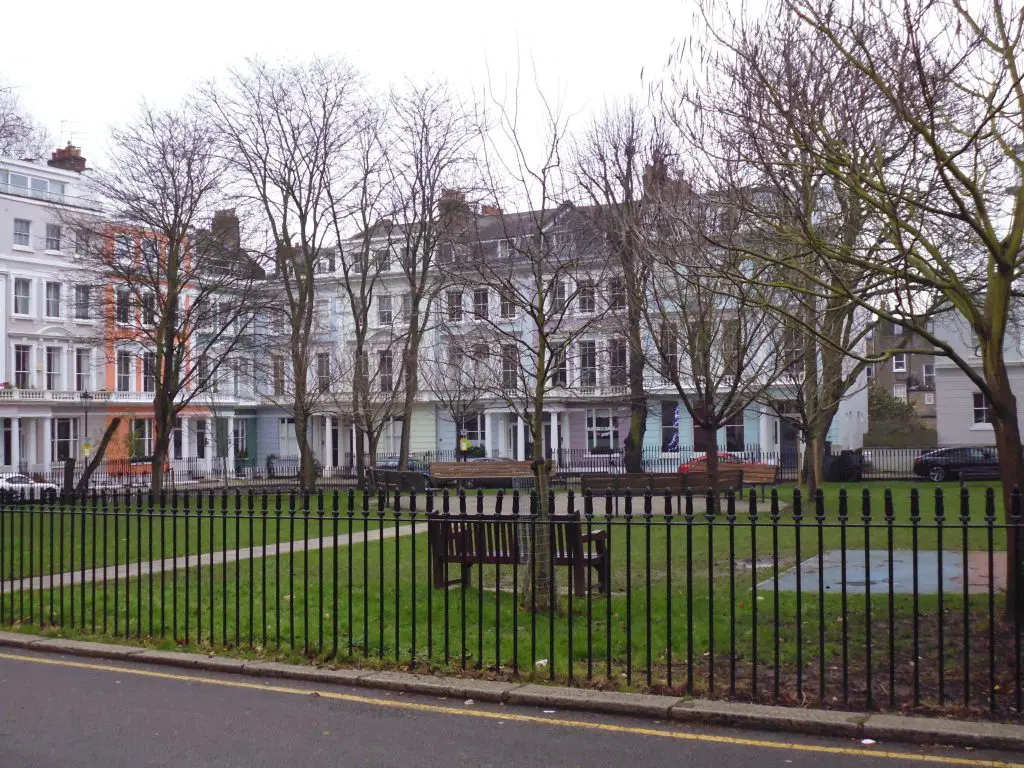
[[683, 0, 1024, 608], [423, 329, 492, 459], [0, 78, 50, 158], [386, 82, 478, 470], [71, 103, 261, 495], [204, 56, 361, 489], [324, 96, 409, 483], [447, 84, 613, 607], [644, 190, 789, 493], [574, 102, 674, 472], [664, 5, 909, 491]]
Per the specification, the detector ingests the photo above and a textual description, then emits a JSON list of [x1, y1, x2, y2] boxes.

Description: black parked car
[[912, 446, 1000, 482], [374, 456, 430, 476]]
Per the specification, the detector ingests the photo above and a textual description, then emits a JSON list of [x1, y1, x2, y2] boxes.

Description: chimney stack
[[480, 204, 501, 216], [47, 143, 87, 173], [211, 209, 241, 251]]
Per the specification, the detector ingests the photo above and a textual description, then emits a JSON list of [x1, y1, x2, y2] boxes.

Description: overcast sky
[[3, 0, 693, 166]]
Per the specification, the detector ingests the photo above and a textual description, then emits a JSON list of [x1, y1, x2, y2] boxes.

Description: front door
[[780, 418, 799, 469]]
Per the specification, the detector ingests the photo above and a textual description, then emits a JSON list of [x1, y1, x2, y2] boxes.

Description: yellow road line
[[0, 651, 1018, 767]]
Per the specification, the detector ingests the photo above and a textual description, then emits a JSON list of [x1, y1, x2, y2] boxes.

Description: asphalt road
[[0, 649, 1018, 768]]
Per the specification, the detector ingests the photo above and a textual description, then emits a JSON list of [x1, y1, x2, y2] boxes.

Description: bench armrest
[[580, 529, 607, 543]]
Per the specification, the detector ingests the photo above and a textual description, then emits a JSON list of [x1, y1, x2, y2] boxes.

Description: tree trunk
[[150, 393, 174, 496], [398, 322, 421, 470], [75, 418, 122, 494], [525, 414, 556, 612], [985, 358, 1024, 617], [804, 431, 826, 501], [294, 411, 316, 491], [624, 306, 647, 473], [704, 423, 720, 512], [354, 426, 367, 491]]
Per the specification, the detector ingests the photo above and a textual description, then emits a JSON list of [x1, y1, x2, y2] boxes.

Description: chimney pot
[[47, 143, 87, 173]]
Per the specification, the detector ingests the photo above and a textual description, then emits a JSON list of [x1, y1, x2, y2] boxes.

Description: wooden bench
[[428, 512, 610, 596], [581, 473, 687, 495], [740, 463, 778, 487], [581, 467, 745, 496], [370, 469, 430, 492], [675, 465, 743, 493], [429, 460, 543, 489]]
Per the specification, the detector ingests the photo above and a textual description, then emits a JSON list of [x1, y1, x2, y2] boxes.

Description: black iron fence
[[1, 484, 1022, 717], [24, 445, 996, 490]]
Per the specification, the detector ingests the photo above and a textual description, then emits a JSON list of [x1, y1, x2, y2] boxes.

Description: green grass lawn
[[0, 489, 414, 579], [3, 478, 1016, 713]]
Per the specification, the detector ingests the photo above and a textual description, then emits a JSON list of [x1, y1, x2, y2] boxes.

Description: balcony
[[0, 388, 260, 406]]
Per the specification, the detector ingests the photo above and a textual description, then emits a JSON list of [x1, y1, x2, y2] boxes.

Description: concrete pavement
[[1, 646, 1016, 768]]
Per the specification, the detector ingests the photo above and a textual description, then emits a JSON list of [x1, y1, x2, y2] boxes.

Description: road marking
[[0, 651, 1017, 767]]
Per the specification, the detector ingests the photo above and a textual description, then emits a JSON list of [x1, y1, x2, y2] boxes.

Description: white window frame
[[551, 280, 567, 313], [377, 295, 393, 326], [501, 345, 517, 390], [116, 350, 132, 393], [460, 414, 486, 442], [141, 292, 156, 326], [74, 285, 91, 320], [143, 351, 156, 393], [45, 346, 62, 391], [13, 277, 31, 316], [973, 392, 992, 426], [500, 292, 516, 318], [924, 392, 935, 405], [578, 340, 597, 389], [577, 280, 596, 314], [892, 353, 907, 373], [232, 419, 247, 456], [586, 408, 619, 454], [893, 382, 907, 400], [13, 219, 31, 249], [607, 277, 626, 311], [75, 348, 91, 392], [51, 417, 79, 462], [473, 288, 489, 321], [130, 418, 153, 457], [922, 363, 934, 388], [378, 349, 394, 393], [45, 282, 62, 319], [115, 288, 132, 325], [317, 352, 331, 393], [447, 291, 463, 323], [45, 224, 62, 252], [14, 344, 31, 388], [114, 234, 133, 268], [608, 337, 627, 388], [278, 417, 298, 456]]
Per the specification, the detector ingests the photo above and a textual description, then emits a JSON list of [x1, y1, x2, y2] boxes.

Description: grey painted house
[[933, 314, 1023, 446]]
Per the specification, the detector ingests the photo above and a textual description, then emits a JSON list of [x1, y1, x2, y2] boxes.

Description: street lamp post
[[80, 390, 93, 458]]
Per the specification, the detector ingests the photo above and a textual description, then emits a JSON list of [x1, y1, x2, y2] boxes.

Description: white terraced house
[[0, 147, 104, 474]]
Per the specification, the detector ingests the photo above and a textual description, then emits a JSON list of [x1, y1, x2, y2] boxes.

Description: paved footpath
[[0, 521, 428, 595], [1, 646, 1016, 768], [0, 490, 723, 596]]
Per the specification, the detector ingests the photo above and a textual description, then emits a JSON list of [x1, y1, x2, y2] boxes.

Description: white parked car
[[0, 473, 59, 503]]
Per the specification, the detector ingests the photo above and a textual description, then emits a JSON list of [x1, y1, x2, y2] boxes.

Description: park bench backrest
[[429, 461, 536, 480], [683, 465, 743, 492], [740, 464, 778, 485], [581, 473, 688, 495]]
